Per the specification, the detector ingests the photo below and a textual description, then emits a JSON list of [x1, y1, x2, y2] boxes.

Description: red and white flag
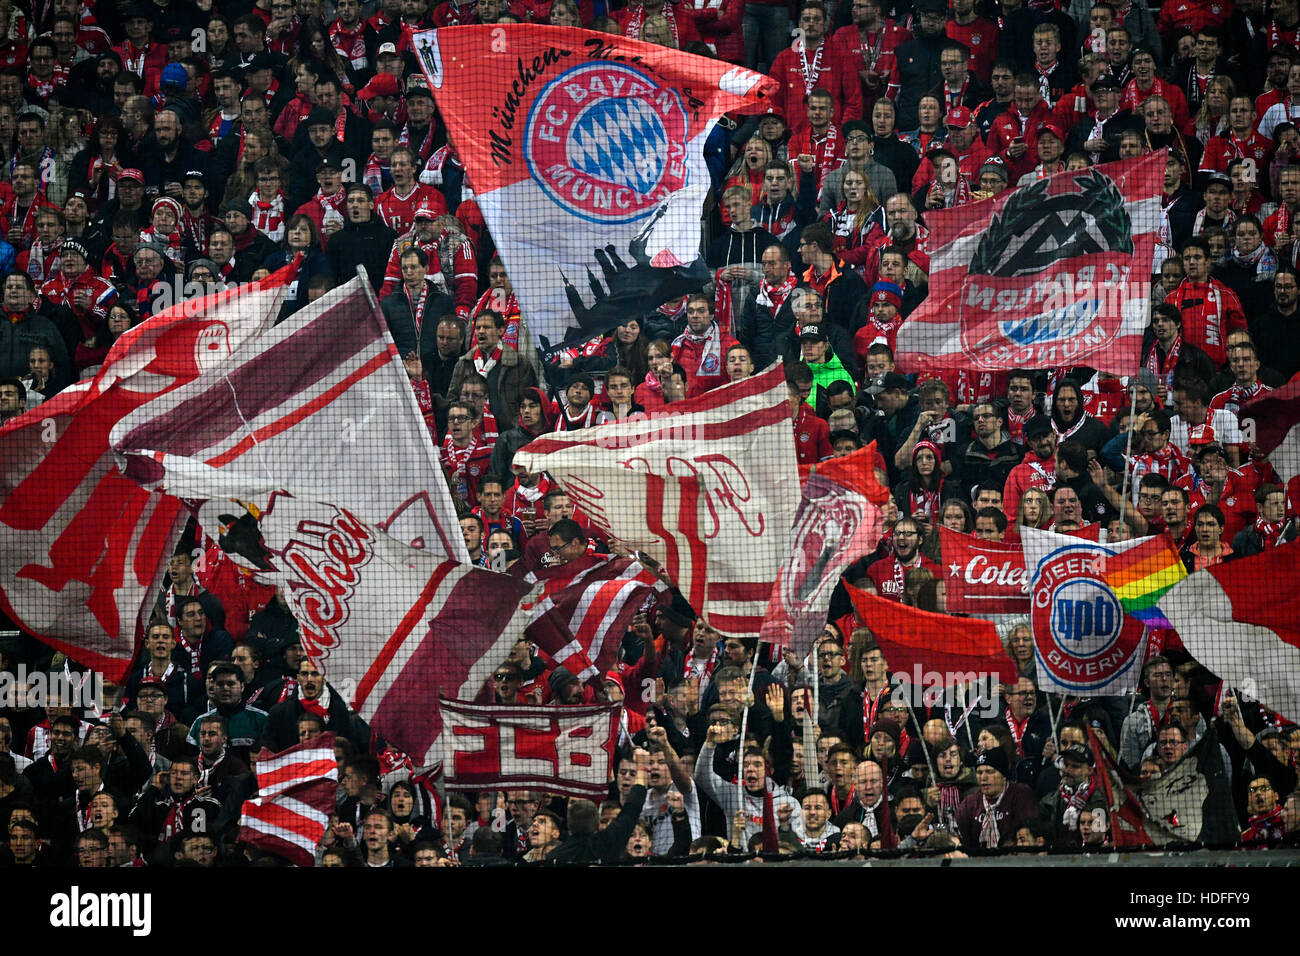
[[412, 26, 774, 351], [0, 265, 295, 678], [239, 733, 338, 867], [939, 527, 1031, 614], [896, 152, 1162, 375], [1242, 380, 1300, 485], [523, 554, 668, 681], [761, 445, 888, 658], [438, 698, 620, 798], [513, 366, 798, 636], [227, 494, 535, 767], [111, 276, 467, 563], [1158, 540, 1300, 723]]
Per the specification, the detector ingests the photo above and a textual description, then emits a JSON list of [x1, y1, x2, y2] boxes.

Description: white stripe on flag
[[582, 579, 645, 667], [1269, 419, 1300, 486], [240, 815, 321, 855]]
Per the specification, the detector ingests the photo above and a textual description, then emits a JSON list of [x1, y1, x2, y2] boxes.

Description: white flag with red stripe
[[1158, 540, 1300, 723], [111, 276, 467, 563], [239, 734, 338, 866], [512, 365, 798, 636], [0, 264, 295, 678], [895, 152, 1161, 375], [523, 555, 668, 680]]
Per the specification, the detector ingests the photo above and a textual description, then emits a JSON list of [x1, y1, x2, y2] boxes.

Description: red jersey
[[945, 17, 998, 83], [830, 23, 908, 108], [1163, 278, 1247, 368], [793, 402, 832, 464], [376, 183, 447, 235], [787, 124, 845, 196], [1199, 130, 1274, 176]]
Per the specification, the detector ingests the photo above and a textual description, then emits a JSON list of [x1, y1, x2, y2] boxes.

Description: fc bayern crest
[[524, 62, 690, 225], [1030, 541, 1145, 692]]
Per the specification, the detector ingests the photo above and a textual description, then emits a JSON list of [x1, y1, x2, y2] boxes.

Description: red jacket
[[865, 553, 942, 601], [1163, 278, 1247, 368], [769, 40, 862, 130], [830, 24, 908, 111], [1003, 451, 1055, 522], [987, 99, 1055, 183], [671, 322, 737, 398], [681, 0, 745, 63], [1199, 131, 1273, 176], [793, 402, 832, 464]]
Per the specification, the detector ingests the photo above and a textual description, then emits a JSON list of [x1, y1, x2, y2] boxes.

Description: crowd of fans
[[2, 0, 1300, 867]]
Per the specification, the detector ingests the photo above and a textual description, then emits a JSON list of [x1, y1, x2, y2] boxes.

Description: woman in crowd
[[69, 114, 136, 203]]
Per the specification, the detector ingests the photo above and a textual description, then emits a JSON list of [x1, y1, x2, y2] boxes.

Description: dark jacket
[[547, 784, 648, 864], [449, 344, 538, 429], [327, 217, 397, 293], [955, 780, 1040, 849], [381, 281, 456, 371], [951, 436, 1024, 495], [262, 689, 359, 752], [0, 307, 72, 388]]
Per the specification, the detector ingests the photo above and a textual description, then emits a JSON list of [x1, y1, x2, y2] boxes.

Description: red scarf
[[756, 272, 797, 317], [1255, 517, 1286, 548], [1005, 710, 1029, 757], [1242, 805, 1286, 847], [861, 683, 889, 749], [908, 481, 942, 521], [623, 4, 684, 44], [473, 343, 503, 376]]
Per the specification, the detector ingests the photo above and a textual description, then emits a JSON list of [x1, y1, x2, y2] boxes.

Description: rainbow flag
[[1100, 534, 1187, 628]]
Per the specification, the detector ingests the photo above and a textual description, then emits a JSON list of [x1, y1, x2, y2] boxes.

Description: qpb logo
[[1031, 543, 1144, 692]]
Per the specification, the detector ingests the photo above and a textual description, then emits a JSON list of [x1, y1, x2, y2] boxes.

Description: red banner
[[438, 698, 621, 798], [895, 152, 1162, 375], [939, 527, 1030, 614]]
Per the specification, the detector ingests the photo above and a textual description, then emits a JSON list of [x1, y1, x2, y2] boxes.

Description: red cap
[[360, 73, 400, 99], [1188, 424, 1217, 446], [1039, 122, 1066, 142], [118, 168, 144, 184], [945, 105, 973, 128], [414, 204, 438, 220]]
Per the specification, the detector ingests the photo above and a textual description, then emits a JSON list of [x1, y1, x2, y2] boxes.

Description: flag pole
[[736, 641, 762, 813], [1116, 373, 1140, 532]]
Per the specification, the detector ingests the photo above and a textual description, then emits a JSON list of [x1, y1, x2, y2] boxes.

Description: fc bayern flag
[[412, 26, 775, 352], [896, 151, 1162, 375], [438, 698, 621, 798], [1021, 527, 1150, 696], [0, 265, 295, 678]]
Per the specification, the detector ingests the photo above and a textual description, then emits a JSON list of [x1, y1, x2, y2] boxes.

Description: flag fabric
[[437, 698, 620, 798], [1086, 727, 1156, 848], [1135, 727, 1239, 847], [111, 276, 468, 564], [938, 527, 1031, 614], [1021, 527, 1151, 696], [239, 734, 338, 867], [523, 554, 668, 682], [411, 26, 775, 352], [0, 265, 295, 678], [1242, 380, 1300, 485], [1157, 540, 1300, 723], [1099, 532, 1187, 628], [760, 444, 888, 658], [844, 583, 1013, 684], [513, 365, 799, 636], [896, 152, 1162, 375], [238, 493, 535, 766], [251, 733, 338, 800]]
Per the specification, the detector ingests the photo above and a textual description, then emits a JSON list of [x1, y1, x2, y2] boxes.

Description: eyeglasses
[[492, 673, 517, 682], [817, 652, 843, 660], [448, 415, 470, 422]]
